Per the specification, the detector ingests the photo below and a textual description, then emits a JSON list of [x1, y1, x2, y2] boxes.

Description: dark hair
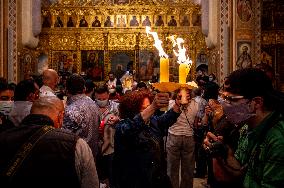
[[8, 83, 16, 92], [14, 79, 37, 101], [136, 81, 147, 89], [0, 78, 8, 92], [193, 88, 202, 96], [119, 90, 153, 119], [85, 79, 95, 93], [95, 85, 109, 94], [108, 71, 114, 75], [203, 82, 219, 100], [196, 64, 208, 73], [227, 68, 276, 110], [66, 74, 85, 95], [209, 73, 216, 80]]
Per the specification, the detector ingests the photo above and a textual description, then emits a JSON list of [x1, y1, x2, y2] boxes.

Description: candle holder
[[151, 81, 198, 110]]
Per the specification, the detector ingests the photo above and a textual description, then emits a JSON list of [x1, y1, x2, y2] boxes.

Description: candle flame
[[168, 35, 192, 66], [146, 26, 168, 58]]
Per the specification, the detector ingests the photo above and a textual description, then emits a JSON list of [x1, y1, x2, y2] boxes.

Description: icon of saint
[[92, 16, 101, 27], [79, 16, 88, 27], [168, 16, 177, 26], [155, 15, 164, 27], [67, 17, 74, 27], [104, 16, 114, 27], [142, 16, 151, 26], [180, 15, 190, 26], [130, 16, 139, 27], [54, 16, 63, 27]]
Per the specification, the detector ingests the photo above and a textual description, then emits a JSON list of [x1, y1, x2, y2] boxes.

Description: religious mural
[[237, 0, 252, 22], [167, 15, 178, 27], [142, 15, 152, 27], [92, 16, 102, 27], [155, 15, 165, 27], [52, 51, 78, 75], [129, 15, 139, 27], [110, 51, 134, 80], [236, 41, 252, 69], [180, 15, 190, 26], [139, 50, 160, 81], [104, 15, 114, 27], [117, 15, 127, 27], [81, 50, 104, 81]]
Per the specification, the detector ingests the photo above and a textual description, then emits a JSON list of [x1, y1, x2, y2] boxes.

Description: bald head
[[42, 69, 59, 90], [31, 97, 64, 128], [31, 96, 64, 114]]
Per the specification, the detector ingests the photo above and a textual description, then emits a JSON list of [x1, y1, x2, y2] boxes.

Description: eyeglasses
[[221, 94, 245, 104]]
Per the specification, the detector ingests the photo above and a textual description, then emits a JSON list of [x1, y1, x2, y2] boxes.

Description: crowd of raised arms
[[0, 64, 284, 188]]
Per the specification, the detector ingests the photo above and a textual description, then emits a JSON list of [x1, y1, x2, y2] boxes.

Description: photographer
[[203, 68, 284, 188]]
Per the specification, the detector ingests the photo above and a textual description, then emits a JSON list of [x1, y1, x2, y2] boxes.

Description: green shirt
[[235, 112, 284, 188]]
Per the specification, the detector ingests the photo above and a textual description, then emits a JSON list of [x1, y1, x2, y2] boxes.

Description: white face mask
[[0, 101, 14, 115], [96, 99, 108, 108], [209, 77, 213, 81]]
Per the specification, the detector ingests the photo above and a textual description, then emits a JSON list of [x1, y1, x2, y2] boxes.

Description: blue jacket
[[113, 109, 180, 188]]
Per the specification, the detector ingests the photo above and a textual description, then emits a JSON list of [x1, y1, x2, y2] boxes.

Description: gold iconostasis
[[34, 0, 208, 82]]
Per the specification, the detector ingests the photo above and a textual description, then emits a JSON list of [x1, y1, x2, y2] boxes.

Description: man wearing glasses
[[204, 68, 284, 188]]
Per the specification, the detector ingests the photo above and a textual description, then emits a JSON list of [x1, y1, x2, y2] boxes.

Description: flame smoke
[[168, 35, 192, 66], [146, 26, 168, 58]]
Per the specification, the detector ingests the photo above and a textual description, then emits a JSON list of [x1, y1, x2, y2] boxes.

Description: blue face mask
[[96, 99, 108, 108]]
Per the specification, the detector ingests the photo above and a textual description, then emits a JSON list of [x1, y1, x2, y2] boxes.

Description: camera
[[205, 141, 228, 159]]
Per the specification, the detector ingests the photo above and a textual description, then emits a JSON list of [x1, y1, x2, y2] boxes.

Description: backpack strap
[[2, 125, 54, 180]]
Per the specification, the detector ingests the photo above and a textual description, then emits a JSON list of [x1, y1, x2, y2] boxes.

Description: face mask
[[96, 99, 108, 108], [209, 77, 213, 81], [221, 101, 255, 125], [0, 101, 14, 116]]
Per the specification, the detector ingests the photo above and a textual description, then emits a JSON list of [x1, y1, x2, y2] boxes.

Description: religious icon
[[79, 16, 88, 27], [54, 52, 77, 74], [142, 15, 152, 27], [81, 51, 104, 81], [237, 0, 252, 22], [192, 13, 201, 26], [67, 17, 75, 27], [180, 15, 190, 26], [155, 15, 164, 27], [130, 16, 139, 27], [139, 50, 159, 81], [117, 15, 127, 27], [92, 16, 101, 27], [168, 15, 177, 26], [42, 16, 51, 28], [196, 52, 209, 67], [54, 16, 64, 27], [104, 16, 114, 27], [236, 42, 252, 69]]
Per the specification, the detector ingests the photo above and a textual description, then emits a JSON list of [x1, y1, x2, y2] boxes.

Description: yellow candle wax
[[179, 63, 189, 84], [160, 57, 169, 82]]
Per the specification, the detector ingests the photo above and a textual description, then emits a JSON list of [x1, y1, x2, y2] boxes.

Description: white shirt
[[39, 85, 56, 97]]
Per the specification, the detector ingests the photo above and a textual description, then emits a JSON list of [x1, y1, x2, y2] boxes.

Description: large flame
[[146, 26, 168, 58], [168, 35, 192, 66]]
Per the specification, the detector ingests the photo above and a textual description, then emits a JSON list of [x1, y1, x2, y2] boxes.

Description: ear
[[252, 97, 264, 110]]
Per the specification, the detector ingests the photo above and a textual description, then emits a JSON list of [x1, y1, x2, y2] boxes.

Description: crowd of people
[[0, 65, 284, 188]]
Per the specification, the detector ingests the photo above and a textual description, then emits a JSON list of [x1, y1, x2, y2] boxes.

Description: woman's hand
[[107, 115, 120, 127], [151, 93, 170, 110]]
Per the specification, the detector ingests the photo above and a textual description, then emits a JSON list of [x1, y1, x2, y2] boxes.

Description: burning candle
[[146, 26, 169, 83], [168, 36, 192, 84], [179, 63, 189, 84], [160, 57, 169, 82]]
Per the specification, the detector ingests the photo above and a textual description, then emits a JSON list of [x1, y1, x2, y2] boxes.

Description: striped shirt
[[168, 99, 199, 137]]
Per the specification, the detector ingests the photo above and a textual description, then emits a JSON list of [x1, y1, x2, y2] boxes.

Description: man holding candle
[[166, 88, 200, 188]]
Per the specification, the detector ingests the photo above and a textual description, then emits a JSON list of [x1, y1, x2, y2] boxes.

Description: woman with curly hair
[[112, 90, 183, 188]]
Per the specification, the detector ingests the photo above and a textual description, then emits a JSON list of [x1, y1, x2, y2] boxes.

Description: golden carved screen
[[40, 0, 207, 81]]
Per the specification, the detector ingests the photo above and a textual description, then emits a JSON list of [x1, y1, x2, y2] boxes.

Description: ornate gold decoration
[[37, 0, 206, 81]]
